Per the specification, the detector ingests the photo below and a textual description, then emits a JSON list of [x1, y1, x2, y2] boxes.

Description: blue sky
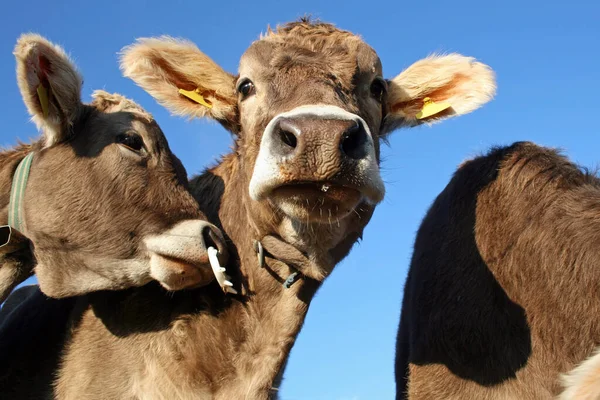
[[1, 0, 598, 399]]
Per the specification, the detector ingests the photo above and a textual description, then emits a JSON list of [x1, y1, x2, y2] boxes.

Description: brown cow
[[395, 141, 600, 399], [0, 19, 495, 399], [0, 34, 230, 303]]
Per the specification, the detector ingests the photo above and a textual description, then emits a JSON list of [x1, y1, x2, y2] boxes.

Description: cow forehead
[[238, 30, 382, 81], [91, 91, 154, 124], [85, 109, 154, 134], [87, 92, 162, 142], [74, 106, 165, 159]]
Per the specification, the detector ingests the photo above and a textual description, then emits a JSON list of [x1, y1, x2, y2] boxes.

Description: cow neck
[[227, 214, 323, 303], [220, 185, 322, 298], [221, 237, 321, 397], [201, 160, 325, 396], [252, 237, 310, 289]]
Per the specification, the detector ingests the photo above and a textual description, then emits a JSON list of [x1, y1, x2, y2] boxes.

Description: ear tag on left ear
[[178, 88, 213, 109], [36, 84, 50, 118], [416, 97, 451, 120]]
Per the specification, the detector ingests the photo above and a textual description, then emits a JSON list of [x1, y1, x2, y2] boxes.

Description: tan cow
[[0, 19, 495, 399], [0, 34, 230, 304]]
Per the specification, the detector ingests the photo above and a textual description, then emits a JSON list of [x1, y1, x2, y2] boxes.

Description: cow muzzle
[[249, 104, 385, 222], [144, 220, 231, 292]]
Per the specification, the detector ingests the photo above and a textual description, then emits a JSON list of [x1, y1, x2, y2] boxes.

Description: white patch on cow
[[249, 104, 385, 204], [559, 347, 600, 400]]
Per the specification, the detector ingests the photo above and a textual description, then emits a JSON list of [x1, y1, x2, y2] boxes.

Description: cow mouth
[[269, 181, 363, 223], [149, 253, 215, 291], [144, 220, 229, 292]]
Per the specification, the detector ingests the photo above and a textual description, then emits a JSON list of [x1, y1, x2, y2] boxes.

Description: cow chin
[[268, 182, 364, 224]]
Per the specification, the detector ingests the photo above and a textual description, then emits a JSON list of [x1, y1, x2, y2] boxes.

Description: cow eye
[[237, 78, 255, 99], [370, 77, 387, 103], [116, 133, 145, 153]]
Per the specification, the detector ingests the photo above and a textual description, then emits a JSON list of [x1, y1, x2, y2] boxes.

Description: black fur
[[395, 143, 532, 399], [0, 285, 76, 400]]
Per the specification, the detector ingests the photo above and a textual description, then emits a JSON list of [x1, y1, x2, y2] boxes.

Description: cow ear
[[14, 34, 83, 147], [382, 53, 496, 135], [120, 36, 239, 133]]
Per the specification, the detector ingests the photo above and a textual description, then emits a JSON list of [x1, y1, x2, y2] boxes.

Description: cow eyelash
[[370, 77, 387, 103], [116, 133, 145, 154]]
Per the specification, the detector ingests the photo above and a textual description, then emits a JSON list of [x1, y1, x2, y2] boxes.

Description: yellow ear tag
[[416, 97, 451, 120], [36, 84, 50, 118], [178, 88, 213, 109]]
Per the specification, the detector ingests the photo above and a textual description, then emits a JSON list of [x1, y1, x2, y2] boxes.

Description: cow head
[[120, 19, 495, 278], [2, 34, 229, 300]]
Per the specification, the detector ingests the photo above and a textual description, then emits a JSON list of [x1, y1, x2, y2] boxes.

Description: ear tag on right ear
[[37, 84, 50, 118], [178, 88, 213, 109], [416, 97, 451, 120]]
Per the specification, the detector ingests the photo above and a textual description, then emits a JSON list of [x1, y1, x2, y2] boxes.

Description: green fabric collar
[[8, 152, 34, 233]]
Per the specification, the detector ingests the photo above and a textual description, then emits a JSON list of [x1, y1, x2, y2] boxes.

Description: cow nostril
[[278, 129, 298, 149], [275, 118, 300, 153], [201, 226, 218, 250], [341, 121, 368, 160]]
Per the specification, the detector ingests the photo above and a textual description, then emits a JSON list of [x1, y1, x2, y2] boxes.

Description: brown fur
[[0, 34, 226, 302], [3, 20, 495, 399], [400, 143, 600, 399]]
